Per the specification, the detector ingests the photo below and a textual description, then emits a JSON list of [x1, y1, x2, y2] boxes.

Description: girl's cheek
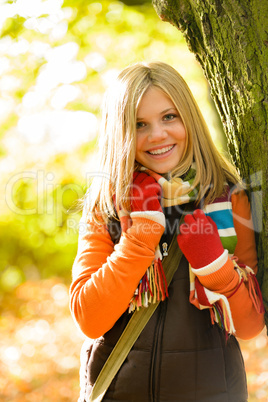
[[136, 134, 145, 148]]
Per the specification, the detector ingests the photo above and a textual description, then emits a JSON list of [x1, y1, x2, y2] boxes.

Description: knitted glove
[[130, 172, 162, 213], [177, 209, 224, 268]]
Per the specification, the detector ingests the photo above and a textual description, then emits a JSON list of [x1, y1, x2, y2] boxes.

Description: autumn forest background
[[0, 0, 267, 401]]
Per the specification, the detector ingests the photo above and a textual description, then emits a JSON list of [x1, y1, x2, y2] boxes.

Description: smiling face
[[135, 86, 187, 174]]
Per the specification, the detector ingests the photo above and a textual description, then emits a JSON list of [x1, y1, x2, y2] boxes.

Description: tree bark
[[152, 0, 268, 328]]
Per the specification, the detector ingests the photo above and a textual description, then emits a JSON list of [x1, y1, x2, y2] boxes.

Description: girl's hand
[[130, 172, 162, 212], [177, 209, 224, 268]]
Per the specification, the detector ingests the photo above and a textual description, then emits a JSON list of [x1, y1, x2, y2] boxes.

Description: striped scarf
[[126, 165, 261, 334]]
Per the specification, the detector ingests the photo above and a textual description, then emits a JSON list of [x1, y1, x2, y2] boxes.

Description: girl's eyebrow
[[161, 107, 177, 114], [136, 107, 177, 121]]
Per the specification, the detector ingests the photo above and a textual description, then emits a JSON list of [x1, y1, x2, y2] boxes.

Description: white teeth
[[148, 145, 174, 155]]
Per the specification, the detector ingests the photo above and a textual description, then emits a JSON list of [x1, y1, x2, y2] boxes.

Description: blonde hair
[[86, 61, 241, 223]]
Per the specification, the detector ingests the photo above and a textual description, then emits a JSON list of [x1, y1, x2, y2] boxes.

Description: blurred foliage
[[1, 1, 265, 401], [0, 279, 83, 401]]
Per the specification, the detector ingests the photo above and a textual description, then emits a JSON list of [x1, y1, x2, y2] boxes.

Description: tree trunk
[[152, 0, 268, 328]]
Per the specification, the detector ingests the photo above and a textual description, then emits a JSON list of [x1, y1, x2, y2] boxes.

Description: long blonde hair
[[86, 61, 241, 223]]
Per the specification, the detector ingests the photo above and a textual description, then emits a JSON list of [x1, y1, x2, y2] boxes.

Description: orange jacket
[[70, 191, 264, 339]]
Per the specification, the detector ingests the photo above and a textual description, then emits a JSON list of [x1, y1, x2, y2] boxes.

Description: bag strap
[[88, 210, 188, 402]]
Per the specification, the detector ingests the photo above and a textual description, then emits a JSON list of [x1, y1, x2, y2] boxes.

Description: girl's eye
[[163, 113, 177, 121], [136, 121, 145, 129]]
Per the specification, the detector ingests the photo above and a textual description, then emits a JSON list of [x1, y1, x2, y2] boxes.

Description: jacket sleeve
[[70, 211, 165, 339], [193, 190, 264, 340]]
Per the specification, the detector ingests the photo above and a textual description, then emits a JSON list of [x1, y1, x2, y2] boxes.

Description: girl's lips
[[146, 144, 175, 158]]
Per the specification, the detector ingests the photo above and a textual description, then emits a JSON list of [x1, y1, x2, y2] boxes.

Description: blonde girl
[[70, 62, 264, 402]]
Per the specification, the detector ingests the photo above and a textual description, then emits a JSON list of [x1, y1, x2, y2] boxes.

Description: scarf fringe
[[248, 273, 265, 314], [233, 260, 265, 314], [128, 247, 169, 313], [190, 259, 265, 337], [191, 274, 236, 336]]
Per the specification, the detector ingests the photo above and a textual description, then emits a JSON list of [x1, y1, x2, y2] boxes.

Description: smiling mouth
[[147, 145, 175, 155]]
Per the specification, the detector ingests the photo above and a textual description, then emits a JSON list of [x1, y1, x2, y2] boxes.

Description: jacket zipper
[[162, 242, 168, 256]]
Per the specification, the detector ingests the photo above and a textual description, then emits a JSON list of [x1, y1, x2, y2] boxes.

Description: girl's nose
[[148, 124, 167, 142]]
